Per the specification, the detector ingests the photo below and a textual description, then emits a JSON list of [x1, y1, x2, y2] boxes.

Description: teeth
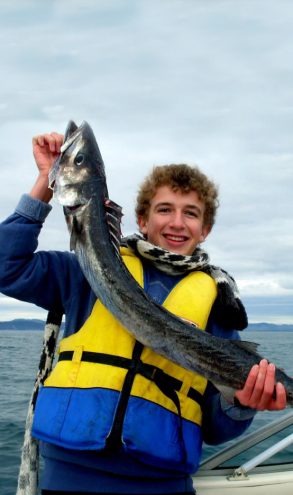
[[165, 235, 186, 241]]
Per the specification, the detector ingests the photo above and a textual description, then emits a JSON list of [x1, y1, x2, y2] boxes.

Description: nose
[[169, 211, 184, 229]]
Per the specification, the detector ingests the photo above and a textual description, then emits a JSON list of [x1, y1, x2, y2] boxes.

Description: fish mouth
[[63, 201, 89, 215], [65, 205, 82, 213]]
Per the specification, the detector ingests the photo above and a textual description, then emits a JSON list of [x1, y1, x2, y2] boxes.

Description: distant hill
[[0, 319, 47, 330], [0, 319, 292, 332], [246, 322, 293, 332]]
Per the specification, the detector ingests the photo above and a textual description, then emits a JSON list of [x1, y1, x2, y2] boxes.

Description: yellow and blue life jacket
[[32, 248, 217, 473]]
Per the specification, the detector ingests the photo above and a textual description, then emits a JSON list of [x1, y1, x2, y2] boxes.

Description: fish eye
[[75, 153, 84, 166]]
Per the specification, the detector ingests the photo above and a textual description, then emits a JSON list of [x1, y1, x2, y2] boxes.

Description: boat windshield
[[200, 410, 293, 471]]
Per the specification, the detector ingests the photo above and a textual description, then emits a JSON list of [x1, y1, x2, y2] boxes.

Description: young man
[[0, 132, 286, 495]]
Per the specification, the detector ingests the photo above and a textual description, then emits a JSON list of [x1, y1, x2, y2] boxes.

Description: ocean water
[[1, 330, 293, 495]]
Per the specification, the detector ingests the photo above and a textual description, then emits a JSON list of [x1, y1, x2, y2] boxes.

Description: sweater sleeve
[[201, 381, 255, 445], [201, 318, 256, 445], [0, 194, 80, 314]]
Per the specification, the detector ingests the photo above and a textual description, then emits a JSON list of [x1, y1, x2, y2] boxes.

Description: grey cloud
[[0, 0, 293, 323]]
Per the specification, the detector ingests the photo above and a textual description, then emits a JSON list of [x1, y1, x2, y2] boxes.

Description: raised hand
[[32, 132, 64, 175], [30, 132, 64, 202]]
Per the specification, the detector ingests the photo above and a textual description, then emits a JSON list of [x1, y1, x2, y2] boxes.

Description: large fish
[[51, 120, 293, 405]]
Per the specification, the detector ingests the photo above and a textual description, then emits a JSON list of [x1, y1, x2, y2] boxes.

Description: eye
[[157, 207, 171, 214], [75, 153, 84, 166], [185, 210, 198, 218]]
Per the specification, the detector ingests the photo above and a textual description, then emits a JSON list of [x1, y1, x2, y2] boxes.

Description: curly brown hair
[[135, 164, 219, 228]]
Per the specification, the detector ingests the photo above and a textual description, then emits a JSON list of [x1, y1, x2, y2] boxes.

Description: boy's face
[[138, 185, 210, 255]]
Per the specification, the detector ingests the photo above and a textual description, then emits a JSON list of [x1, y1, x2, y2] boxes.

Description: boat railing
[[229, 431, 293, 479], [198, 410, 293, 475]]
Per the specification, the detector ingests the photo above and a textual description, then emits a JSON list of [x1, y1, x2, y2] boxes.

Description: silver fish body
[[53, 121, 293, 405]]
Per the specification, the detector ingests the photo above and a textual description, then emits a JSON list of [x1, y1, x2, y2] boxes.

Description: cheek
[[144, 219, 163, 242], [148, 217, 162, 231], [188, 221, 201, 235]]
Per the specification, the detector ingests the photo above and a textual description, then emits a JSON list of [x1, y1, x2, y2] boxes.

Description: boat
[[193, 410, 293, 494]]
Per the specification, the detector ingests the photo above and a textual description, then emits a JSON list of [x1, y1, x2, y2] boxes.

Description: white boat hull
[[194, 470, 293, 495]]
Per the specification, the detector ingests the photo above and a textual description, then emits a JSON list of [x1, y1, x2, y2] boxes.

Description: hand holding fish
[[31, 132, 64, 202], [235, 359, 287, 411]]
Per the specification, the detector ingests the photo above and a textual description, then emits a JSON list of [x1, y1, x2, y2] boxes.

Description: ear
[[137, 215, 148, 235], [200, 224, 212, 243]]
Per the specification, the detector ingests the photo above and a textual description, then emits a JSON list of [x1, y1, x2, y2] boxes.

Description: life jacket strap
[[58, 349, 204, 409], [105, 340, 144, 451]]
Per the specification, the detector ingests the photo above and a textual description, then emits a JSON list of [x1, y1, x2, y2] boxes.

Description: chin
[[166, 245, 191, 255]]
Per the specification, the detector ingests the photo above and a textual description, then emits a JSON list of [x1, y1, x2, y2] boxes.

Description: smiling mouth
[[163, 234, 188, 242]]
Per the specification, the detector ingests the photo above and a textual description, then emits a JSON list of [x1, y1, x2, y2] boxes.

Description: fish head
[[53, 120, 107, 210]]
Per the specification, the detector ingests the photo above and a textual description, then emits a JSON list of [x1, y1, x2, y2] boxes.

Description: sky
[[0, 0, 293, 324]]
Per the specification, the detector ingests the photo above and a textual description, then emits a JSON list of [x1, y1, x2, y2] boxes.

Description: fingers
[[32, 132, 65, 173], [32, 132, 64, 154], [249, 360, 275, 410], [274, 382, 287, 410], [241, 363, 259, 400], [234, 363, 260, 407], [235, 359, 287, 411]]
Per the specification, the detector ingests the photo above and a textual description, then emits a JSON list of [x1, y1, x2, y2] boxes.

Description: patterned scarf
[[123, 234, 248, 331]]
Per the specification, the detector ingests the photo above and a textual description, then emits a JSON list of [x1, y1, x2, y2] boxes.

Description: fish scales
[[52, 120, 293, 406]]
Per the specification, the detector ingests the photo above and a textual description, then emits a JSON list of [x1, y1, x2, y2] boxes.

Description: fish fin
[[233, 340, 261, 356], [69, 216, 82, 251], [64, 120, 78, 141], [49, 121, 78, 189], [105, 199, 123, 256], [70, 230, 77, 251], [48, 156, 60, 190]]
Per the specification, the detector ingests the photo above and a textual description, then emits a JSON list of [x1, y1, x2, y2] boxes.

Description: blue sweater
[[0, 195, 256, 494]]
